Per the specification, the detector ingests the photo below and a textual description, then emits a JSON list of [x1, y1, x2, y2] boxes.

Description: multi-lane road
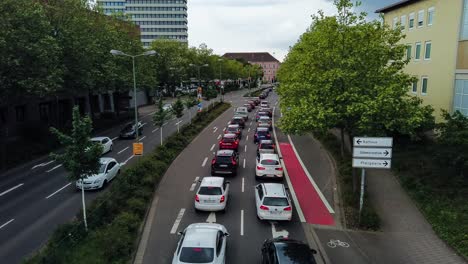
[[0, 90, 246, 263]]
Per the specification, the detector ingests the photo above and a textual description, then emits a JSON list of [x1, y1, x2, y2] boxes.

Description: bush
[[243, 87, 267, 97]]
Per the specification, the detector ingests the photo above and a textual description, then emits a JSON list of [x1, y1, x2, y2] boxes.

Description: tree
[[172, 97, 184, 133], [49, 106, 102, 231], [277, 0, 434, 159], [184, 98, 197, 123], [153, 99, 172, 145]]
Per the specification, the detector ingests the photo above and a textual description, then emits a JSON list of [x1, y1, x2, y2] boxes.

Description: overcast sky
[[187, 0, 396, 62]]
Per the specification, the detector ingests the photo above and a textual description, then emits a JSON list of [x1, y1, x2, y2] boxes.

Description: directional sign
[[352, 158, 391, 169], [353, 147, 392, 159], [353, 137, 393, 147]]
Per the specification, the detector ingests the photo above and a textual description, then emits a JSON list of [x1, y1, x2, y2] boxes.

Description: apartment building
[[222, 52, 280, 83], [97, 0, 188, 47], [376, 0, 468, 120]]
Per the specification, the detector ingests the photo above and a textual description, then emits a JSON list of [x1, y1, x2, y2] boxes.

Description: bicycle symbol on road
[[327, 239, 350, 248]]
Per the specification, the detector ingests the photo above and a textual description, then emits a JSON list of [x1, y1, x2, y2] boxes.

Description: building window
[[412, 80, 418, 93], [418, 10, 424, 27], [15, 105, 25, 122], [406, 45, 412, 60], [421, 77, 428, 94], [415, 42, 421, 60], [424, 41, 432, 60], [453, 79, 468, 116], [409, 13, 415, 29], [428, 7, 435, 26], [400, 15, 407, 30], [393, 17, 398, 29]]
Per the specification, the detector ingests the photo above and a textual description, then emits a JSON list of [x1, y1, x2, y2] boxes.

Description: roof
[[223, 133, 237, 138], [259, 140, 274, 144], [99, 157, 115, 164], [375, 0, 421, 13], [222, 52, 280, 63], [262, 183, 286, 197], [183, 224, 220, 248], [227, 124, 239, 128], [200, 177, 224, 187]]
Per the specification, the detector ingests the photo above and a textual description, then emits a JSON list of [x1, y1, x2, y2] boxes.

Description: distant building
[[376, 0, 468, 120], [222, 52, 280, 83], [97, 0, 188, 47]]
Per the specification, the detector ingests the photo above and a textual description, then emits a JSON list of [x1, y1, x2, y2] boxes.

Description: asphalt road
[[140, 91, 309, 264], [0, 90, 246, 263]]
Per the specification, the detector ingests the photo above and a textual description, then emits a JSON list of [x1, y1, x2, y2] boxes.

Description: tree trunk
[[81, 182, 88, 232]]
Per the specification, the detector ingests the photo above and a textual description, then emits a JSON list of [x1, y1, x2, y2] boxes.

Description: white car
[[195, 177, 230, 212], [90, 137, 113, 154], [173, 223, 229, 264], [76, 157, 121, 190], [163, 103, 173, 111], [255, 183, 292, 221], [260, 101, 269, 108], [255, 153, 283, 180]]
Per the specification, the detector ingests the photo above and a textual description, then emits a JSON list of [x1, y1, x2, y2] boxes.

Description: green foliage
[[184, 98, 197, 110], [153, 99, 172, 128], [49, 106, 102, 181], [204, 87, 218, 100], [277, 0, 434, 141], [244, 87, 267, 97], [172, 97, 185, 119]]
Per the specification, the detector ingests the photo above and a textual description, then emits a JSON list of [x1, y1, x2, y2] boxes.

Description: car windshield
[[275, 243, 316, 264], [261, 159, 279, 165], [222, 137, 235, 142], [198, 187, 223, 195], [263, 197, 289, 206], [261, 144, 275, 149], [179, 247, 214, 263], [227, 127, 238, 132], [98, 163, 106, 173], [216, 156, 232, 163]]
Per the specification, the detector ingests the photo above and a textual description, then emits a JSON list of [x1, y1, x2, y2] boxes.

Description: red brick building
[[222, 52, 280, 83]]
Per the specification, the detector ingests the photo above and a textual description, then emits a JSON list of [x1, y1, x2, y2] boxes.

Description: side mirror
[[224, 232, 230, 237], [226, 181, 231, 184], [177, 231, 183, 236]]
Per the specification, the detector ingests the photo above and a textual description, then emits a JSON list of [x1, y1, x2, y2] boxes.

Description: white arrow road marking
[[206, 212, 216, 223], [190, 177, 200, 191], [31, 160, 54, 170], [46, 182, 72, 199], [118, 147, 129, 154], [223, 127, 226, 131], [170, 208, 186, 234], [121, 155, 135, 166], [210, 144, 216, 151], [0, 219, 14, 230], [111, 137, 118, 141], [240, 210, 244, 236], [250, 121, 253, 126], [152, 128, 159, 133], [271, 222, 289, 238], [46, 164, 62, 173], [0, 183, 24, 197], [138, 136, 146, 141], [201, 157, 208, 167]]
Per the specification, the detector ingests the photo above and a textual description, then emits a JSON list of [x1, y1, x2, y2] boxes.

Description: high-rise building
[[97, 0, 188, 47], [376, 0, 468, 120]]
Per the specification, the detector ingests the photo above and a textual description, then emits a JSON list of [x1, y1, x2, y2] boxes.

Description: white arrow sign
[[352, 158, 391, 169], [353, 147, 392, 158], [206, 212, 216, 223], [353, 137, 393, 147]]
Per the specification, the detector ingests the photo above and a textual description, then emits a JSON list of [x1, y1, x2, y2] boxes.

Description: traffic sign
[[353, 137, 393, 147], [133, 143, 143, 156], [353, 147, 392, 159], [352, 158, 391, 169]]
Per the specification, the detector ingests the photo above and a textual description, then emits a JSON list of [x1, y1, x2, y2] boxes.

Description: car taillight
[[275, 167, 283, 171], [195, 195, 200, 202], [219, 140, 223, 144], [267, 134, 271, 138], [284, 206, 292, 211], [212, 158, 216, 165], [220, 195, 225, 203], [232, 159, 237, 165], [255, 133, 258, 137], [257, 166, 265, 170], [260, 205, 269, 210]]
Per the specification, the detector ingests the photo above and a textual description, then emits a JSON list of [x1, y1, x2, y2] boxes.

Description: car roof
[[232, 116, 243, 120], [200, 177, 224, 187], [273, 240, 316, 263], [91, 137, 108, 141], [258, 111, 268, 114], [262, 183, 287, 197], [216, 149, 234, 156], [260, 140, 274, 144], [259, 116, 270, 120], [257, 127, 269, 131], [227, 124, 239, 128], [183, 224, 221, 248], [223, 133, 237, 138], [99, 157, 115, 164], [260, 153, 279, 160]]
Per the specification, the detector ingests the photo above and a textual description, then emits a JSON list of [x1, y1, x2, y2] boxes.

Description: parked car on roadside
[[75, 157, 121, 190], [90, 137, 113, 154]]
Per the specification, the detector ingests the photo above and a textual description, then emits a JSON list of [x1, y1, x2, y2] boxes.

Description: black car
[[254, 127, 271, 143], [211, 149, 239, 176], [229, 116, 245, 129], [119, 122, 143, 139], [261, 238, 317, 264]]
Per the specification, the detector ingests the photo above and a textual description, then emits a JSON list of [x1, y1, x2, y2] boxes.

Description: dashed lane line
[[170, 208, 186, 234], [31, 160, 54, 170], [46, 164, 62, 173], [240, 210, 244, 236], [111, 137, 118, 141], [0, 183, 24, 197], [138, 136, 146, 141], [45, 182, 72, 199], [0, 219, 14, 230], [210, 144, 216, 151], [201, 157, 208, 167], [152, 128, 159, 133], [118, 146, 129, 154]]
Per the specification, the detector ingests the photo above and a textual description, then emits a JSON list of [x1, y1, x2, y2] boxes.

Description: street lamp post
[[218, 59, 223, 102], [110, 49, 156, 141]]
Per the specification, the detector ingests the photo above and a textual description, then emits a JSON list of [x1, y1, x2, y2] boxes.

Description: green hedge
[[243, 87, 266, 97], [24, 101, 231, 264]]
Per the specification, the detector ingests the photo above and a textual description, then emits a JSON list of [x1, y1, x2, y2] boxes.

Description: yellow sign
[[133, 143, 143, 156]]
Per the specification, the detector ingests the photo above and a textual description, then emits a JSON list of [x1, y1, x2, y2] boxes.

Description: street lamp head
[[143, 50, 157, 56], [110, 49, 125, 56]]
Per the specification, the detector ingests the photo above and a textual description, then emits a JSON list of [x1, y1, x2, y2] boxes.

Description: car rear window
[[227, 127, 237, 132], [216, 156, 232, 164], [198, 187, 223, 195], [257, 130, 269, 135], [263, 197, 289, 206], [179, 247, 214, 263], [222, 137, 235, 142], [275, 243, 316, 264], [261, 159, 279, 165], [261, 144, 274, 149]]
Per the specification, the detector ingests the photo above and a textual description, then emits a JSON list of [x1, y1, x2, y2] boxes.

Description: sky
[[187, 0, 396, 62]]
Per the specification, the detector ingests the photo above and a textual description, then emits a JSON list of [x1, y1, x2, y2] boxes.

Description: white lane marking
[[170, 208, 186, 234], [240, 210, 244, 236], [121, 155, 135, 166], [45, 182, 72, 199], [190, 176, 200, 191], [152, 128, 159, 133], [210, 144, 216, 151], [246, 135, 249, 141], [175, 121, 182, 126], [0, 183, 24, 197], [243, 159, 246, 169], [46, 164, 62, 173], [138, 136, 146, 141], [111, 137, 118, 141], [244, 145, 247, 153], [271, 222, 289, 238], [0, 219, 14, 230], [223, 127, 226, 131], [213, 127, 218, 133], [31, 160, 54, 170], [242, 177, 245, 192], [217, 134, 222, 140], [206, 212, 216, 223], [288, 135, 335, 214], [163, 122, 168, 126], [272, 106, 306, 223], [117, 146, 129, 154], [227, 122, 230, 125], [201, 157, 208, 167], [250, 121, 253, 126], [248, 127, 251, 132]]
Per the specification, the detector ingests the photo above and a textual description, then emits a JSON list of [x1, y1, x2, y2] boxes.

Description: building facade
[[377, 0, 468, 121], [222, 52, 280, 83], [97, 0, 188, 47]]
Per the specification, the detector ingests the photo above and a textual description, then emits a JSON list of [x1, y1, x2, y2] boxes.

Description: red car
[[247, 100, 256, 109], [219, 133, 240, 151]]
